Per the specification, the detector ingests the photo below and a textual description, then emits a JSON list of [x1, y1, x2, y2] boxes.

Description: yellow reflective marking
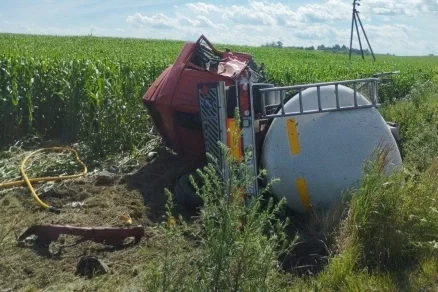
[[287, 118, 300, 155], [296, 178, 311, 211], [226, 118, 242, 161]]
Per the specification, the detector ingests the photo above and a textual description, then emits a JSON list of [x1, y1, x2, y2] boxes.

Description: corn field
[[1, 33, 438, 156]]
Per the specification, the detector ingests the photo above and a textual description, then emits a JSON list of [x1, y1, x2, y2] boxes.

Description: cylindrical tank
[[260, 85, 403, 213]]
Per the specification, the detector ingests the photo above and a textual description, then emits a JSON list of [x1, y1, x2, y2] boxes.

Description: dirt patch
[[0, 147, 197, 291], [0, 145, 336, 290], [123, 147, 204, 222]]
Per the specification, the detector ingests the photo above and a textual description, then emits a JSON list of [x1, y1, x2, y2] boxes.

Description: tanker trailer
[[142, 35, 403, 213]]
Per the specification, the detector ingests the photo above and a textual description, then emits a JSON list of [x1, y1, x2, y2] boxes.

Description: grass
[[1, 106, 438, 291], [1, 34, 438, 291], [138, 136, 299, 291], [290, 82, 438, 291], [0, 152, 157, 291], [118, 81, 438, 291], [381, 80, 438, 171], [135, 82, 438, 291], [301, 158, 438, 291]]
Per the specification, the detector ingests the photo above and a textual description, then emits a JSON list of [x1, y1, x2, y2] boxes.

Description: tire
[[174, 172, 203, 212]]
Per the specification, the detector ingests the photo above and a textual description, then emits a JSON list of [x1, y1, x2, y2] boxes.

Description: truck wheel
[[174, 172, 203, 212]]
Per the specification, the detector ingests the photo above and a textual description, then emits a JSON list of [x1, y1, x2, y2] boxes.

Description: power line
[[349, 0, 376, 61]]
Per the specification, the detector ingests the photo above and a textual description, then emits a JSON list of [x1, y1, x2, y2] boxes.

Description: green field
[[1, 33, 438, 156], [1, 33, 438, 291]]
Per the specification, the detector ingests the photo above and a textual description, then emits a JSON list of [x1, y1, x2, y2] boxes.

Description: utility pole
[[349, 0, 376, 61]]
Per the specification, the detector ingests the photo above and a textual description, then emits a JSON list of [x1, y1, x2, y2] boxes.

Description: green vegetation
[[143, 149, 296, 292], [381, 80, 438, 171], [1, 33, 438, 291], [143, 83, 438, 291], [299, 83, 438, 291], [1, 33, 438, 157]]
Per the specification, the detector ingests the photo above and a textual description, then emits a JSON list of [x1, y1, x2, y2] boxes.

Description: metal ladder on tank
[[258, 78, 380, 119], [197, 77, 380, 202]]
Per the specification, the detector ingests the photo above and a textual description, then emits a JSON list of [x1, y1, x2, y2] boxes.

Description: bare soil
[[0, 145, 333, 291], [0, 147, 200, 291]]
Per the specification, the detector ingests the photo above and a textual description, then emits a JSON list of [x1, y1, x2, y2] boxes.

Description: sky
[[0, 0, 437, 56]]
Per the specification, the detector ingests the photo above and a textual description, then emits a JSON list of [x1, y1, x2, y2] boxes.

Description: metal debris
[[76, 256, 109, 278], [17, 224, 145, 247], [95, 170, 116, 185], [147, 151, 157, 160]]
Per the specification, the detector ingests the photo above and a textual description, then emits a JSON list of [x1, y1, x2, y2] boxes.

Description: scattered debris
[[76, 256, 109, 278], [147, 151, 157, 160], [107, 166, 119, 173], [1, 147, 182, 289], [19, 234, 38, 245], [70, 201, 85, 208], [119, 215, 133, 225], [17, 224, 145, 247], [95, 170, 117, 185]]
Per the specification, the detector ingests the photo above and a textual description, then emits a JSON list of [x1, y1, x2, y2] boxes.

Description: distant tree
[[260, 42, 374, 55], [261, 40, 284, 48]]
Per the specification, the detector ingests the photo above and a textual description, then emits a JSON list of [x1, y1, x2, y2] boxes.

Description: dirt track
[[0, 148, 200, 291]]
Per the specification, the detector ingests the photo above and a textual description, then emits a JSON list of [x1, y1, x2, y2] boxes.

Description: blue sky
[[1, 0, 437, 55]]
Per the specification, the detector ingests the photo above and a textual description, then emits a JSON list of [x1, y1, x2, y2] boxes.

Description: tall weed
[[381, 80, 438, 170], [143, 121, 297, 292], [337, 152, 438, 272]]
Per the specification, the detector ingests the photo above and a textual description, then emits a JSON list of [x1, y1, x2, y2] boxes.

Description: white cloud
[[185, 0, 350, 27], [196, 15, 218, 28], [126, 1, 355, 44], [15, 24, 105, 36], [186, 3, 221, 14], [124, 0, 438, 55], [297, 0, 351, 21], [365, 0, 438, 16], [126, 11, 221, 30], [2, 0, 434, 56], [295, 24, 338, 40], [126, 13, 177, 29], [177, 13, 201, 27], [177, 13, 218, 28]]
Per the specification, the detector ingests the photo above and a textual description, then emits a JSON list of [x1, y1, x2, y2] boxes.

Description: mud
[[0, 147, 199, 291]]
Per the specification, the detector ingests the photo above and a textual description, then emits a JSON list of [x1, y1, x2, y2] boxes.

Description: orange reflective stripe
[[226, 118, 242, 161], [287, 118, 301, 156], [296, 178, 311, 211]]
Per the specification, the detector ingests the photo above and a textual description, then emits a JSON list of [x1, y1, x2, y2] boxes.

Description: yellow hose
[[0, 147, 87, 213]]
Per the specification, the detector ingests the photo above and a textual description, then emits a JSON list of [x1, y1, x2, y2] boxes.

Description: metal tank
[[260, 84, 403, 213]]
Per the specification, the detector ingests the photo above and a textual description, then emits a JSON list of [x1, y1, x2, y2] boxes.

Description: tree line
[[261, 41, 372, 55]]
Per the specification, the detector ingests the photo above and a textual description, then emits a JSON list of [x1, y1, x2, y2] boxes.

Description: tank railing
[[259, 78, 379, 119]]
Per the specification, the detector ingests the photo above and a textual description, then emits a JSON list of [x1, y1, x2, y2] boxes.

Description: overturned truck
[[142, 35, 403, 213]]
